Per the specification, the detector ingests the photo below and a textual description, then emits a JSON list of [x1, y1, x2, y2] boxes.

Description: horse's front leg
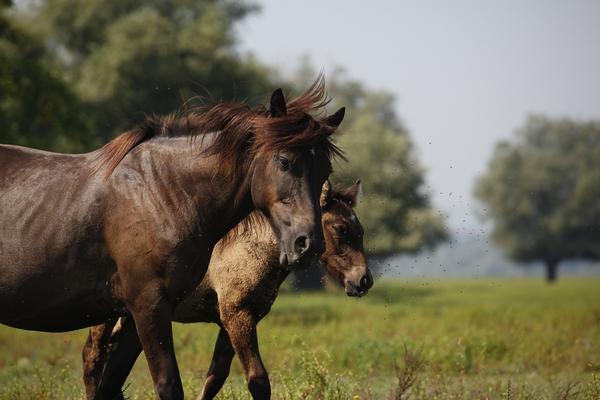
[[130, 289, 183, 399], [197, 327, 235, 400], [95, 287, 182, 399], [221, 309, 270, 400]]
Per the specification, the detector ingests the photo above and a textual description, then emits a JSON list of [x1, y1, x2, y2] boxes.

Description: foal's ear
[[322, 107, 345, 128], [270, 88, 287, 117], [343, 179, 362, 208], [320, 180, 333, 209]]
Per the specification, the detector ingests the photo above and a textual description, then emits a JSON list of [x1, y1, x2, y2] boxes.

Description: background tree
[[329, 74, 448, 256], [1, 1, 92, 151], [475, 115, 600, 282], [292, 65, 448, 289], [13, 0, 272, 141]]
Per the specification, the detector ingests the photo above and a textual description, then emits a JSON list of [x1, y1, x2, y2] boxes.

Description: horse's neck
[[129, 137, 254, 244]]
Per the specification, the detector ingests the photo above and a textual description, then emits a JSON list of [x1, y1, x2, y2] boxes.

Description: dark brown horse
[[82, 180, 372, 400], [0, 79, 345, 399]]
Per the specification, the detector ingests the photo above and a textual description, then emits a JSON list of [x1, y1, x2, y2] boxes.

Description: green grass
[[1, 278, 599, 399]]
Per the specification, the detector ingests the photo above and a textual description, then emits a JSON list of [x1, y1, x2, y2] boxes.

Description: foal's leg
[[82, 318, 119, 400], [197, 327, 235, 400], [222, 310, 270, 400], [94, 317, 142, 400]]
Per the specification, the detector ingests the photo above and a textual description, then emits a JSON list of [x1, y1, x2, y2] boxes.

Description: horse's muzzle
[[279, 236, 324, 271]]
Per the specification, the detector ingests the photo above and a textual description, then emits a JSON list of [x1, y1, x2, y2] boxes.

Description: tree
[[329, 75, 448, 257], [475, 115, 600, 282], [14, 0, 272, 140], [0, 3, 93, 151], [290, 65, 448, 289]]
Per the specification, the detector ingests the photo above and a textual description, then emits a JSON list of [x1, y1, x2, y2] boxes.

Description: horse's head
[[250, 85, 345, 269], [320, 180, 373, 297]]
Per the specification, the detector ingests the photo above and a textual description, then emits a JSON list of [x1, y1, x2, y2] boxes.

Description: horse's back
[[0, 144, 111, 329], [0, 144, 96, 190], [0, 144, 103, 249]]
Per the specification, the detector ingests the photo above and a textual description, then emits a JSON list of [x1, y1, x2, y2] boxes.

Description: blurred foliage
[[11, 0, 271, 140], [0, 4, 93, 151], [293, 63, 448, 257], [475, 115, 600, 281], [331, 84, 448, 256]]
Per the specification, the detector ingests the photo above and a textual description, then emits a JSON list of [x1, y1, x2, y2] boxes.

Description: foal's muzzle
[[345, 268, 374, 297]]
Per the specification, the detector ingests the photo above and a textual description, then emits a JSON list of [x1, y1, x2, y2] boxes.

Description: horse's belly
[[0, 256, 118, 331], [1, 296, 121, 332]]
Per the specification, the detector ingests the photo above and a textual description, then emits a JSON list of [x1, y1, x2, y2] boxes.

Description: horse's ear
[[343, 179, 362, 208], [270, 88, 287, 117], [322, 107, 345, 128], [320, 180, 333, 209]]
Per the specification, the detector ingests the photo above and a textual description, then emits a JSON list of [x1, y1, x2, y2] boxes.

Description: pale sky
[[238, 0, 600, 235]]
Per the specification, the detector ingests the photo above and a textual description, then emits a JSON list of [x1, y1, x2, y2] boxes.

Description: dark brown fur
[[82, 182, 372, 400]]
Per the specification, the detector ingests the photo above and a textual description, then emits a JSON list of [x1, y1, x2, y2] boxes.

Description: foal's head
[[249, 84, 346, 268], [320, 180, 373, 297]]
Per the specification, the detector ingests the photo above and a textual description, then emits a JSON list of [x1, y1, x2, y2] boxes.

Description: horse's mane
[[95, 75, 345, 178]]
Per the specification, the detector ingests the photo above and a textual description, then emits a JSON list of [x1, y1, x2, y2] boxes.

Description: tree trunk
[[545, 260, 559, 283]]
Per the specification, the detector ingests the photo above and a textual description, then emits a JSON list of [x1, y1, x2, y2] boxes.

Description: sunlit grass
[[1, 278, 599, 399]]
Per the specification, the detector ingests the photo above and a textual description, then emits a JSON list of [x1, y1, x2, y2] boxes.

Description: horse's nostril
[[294, 235, 310, 254], [360, 272, 373, 290], [360, 275, 369, 289]]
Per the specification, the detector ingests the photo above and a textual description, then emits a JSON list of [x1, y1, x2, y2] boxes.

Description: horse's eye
[[333, 224, 347, 236], [278, 156, 290, 171]]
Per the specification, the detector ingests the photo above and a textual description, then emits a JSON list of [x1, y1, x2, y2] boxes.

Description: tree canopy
[[13, 0, 271, 140], [0, 4, 92, 151], [328, 75, 448, 256], [475, 115, 600, 281]]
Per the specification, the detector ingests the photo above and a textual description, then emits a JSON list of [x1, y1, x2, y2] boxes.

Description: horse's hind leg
[[221, 309, 270, 400], [82, 318, 120, 400], [94, 317, 142, 400], [197, 327, 235, 400]]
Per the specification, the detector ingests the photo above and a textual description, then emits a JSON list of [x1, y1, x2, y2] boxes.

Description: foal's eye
[[278, 156, 290, 171]]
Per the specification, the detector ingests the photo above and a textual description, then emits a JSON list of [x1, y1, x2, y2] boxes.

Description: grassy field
[[1, 278, 599, 399]]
